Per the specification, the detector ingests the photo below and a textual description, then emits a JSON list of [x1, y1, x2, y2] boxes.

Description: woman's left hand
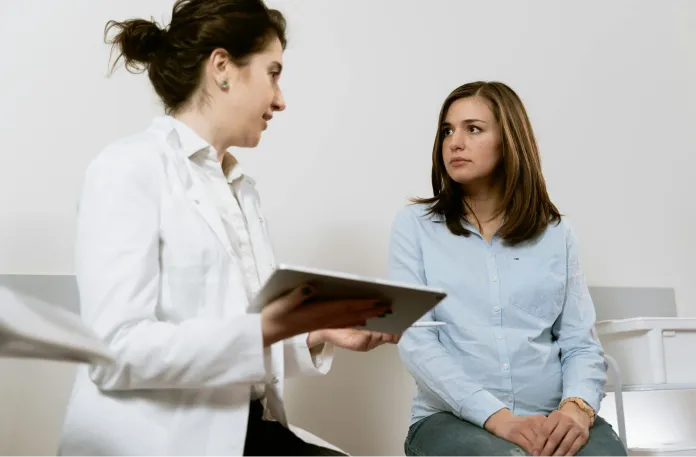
[[308, 328, 400, 352]]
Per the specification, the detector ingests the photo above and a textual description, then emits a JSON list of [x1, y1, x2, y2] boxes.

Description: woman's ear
[[209, 48, 233, 88]]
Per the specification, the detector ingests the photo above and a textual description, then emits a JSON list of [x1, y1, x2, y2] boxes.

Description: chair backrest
[[588, 286, 677, 321]]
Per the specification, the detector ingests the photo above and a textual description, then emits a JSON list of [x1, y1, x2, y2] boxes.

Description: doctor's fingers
[[280, 283, 318, 307]]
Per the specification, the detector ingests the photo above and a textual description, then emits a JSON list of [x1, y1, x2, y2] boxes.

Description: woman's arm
[[390, 207, 507, 427], [552, 220, 606, 413], [78, 145, 267, 391]]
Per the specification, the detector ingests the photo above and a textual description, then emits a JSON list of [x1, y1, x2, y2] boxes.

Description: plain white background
[[1, 0, 695, 455]]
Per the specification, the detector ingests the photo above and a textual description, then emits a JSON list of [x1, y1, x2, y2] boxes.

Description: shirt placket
[[486, 239, 515, 409]]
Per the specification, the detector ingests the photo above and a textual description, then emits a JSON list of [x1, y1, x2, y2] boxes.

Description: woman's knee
[[577, 417, 627, 456]]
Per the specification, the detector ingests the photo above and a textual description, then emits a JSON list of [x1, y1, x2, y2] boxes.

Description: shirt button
[[491, 277, 498, 282], [497, 335, 503, 340], [507, 396, 513, 402], [272, 377, 279, 384], [493, 306, 500, 313], [503, 364, 509, 370]]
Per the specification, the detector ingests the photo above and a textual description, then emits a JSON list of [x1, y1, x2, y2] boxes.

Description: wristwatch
[[560, 397, 595, 426]]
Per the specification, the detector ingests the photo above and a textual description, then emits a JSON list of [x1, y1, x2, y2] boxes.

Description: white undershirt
[[189, 147, 267, 400]]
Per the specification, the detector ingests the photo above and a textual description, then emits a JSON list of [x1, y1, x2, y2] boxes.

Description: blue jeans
[[405, 412, 627, 456]]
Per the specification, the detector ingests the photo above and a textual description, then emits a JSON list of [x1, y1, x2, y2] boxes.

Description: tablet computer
[[252, 264, 447, 334]]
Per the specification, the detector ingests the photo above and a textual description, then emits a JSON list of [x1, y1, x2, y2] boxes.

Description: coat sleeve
[[77, 145, 267, 391]]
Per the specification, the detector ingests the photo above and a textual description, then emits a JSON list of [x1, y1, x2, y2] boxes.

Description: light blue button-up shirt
[[389, 204, 606, 428]]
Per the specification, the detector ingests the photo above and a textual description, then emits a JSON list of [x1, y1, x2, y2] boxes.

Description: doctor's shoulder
[[82, 128, 166, 191]]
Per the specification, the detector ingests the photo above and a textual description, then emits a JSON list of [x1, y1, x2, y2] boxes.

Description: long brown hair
[[413, 81, 560, 245]]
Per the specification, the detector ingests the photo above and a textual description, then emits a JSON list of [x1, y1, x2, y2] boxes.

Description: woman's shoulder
[[395, 202, 442, 224], [86, 125, 166, 182], [542, 215, 579, 247]]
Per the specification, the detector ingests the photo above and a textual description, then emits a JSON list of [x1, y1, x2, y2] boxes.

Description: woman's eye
[[442, 127, 453, 136], [468, 125, 481, 133]]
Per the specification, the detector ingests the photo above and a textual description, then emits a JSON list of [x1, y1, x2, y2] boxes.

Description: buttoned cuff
[[562, 384, 602, 414], [460, 390, 508, 428]]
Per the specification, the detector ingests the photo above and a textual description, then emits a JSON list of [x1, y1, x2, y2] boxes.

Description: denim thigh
[[404, 413, 626, 457], [404, 412, 528, 456]]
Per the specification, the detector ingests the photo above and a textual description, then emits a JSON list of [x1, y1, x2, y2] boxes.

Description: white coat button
[[272, 377, 279, 384], [503, 364, 509, 370], [493, 306, 500, 313]]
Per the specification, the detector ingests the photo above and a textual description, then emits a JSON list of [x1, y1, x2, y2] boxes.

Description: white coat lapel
[[157, 117, 235, 259], [184, 180, 235, 258]]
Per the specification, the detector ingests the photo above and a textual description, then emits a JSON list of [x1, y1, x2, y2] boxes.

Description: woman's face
[[213, 37, 286, 148], [441, 96, 503, 188]]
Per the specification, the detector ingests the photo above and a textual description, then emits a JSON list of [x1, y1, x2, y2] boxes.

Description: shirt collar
[[159, 115, 251, 185]]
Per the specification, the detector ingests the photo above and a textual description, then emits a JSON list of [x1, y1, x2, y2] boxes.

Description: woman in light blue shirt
[[390, 81, 626, 456]]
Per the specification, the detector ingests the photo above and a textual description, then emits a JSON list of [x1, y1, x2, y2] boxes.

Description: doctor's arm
[[389, 209, 507, 428], [552, 222, 606, 414], [77, 149, 271, 391]]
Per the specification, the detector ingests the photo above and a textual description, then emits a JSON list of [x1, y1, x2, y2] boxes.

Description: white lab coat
[[59, 116, 333, 456]]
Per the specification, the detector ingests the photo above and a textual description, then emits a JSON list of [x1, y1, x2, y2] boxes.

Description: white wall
[[1, 0, 695, 455]]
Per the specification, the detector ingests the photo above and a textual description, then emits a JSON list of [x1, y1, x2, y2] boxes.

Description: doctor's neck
[[174, 108, 238, 163]]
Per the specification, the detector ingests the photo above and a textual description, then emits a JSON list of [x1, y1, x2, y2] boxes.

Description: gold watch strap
[[560, 397, 595, 426]]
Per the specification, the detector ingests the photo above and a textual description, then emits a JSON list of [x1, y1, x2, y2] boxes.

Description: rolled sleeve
[[283, 333, 334, 378], [463, 390, 509, 428]]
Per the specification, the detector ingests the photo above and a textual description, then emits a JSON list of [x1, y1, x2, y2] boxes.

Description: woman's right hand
[[484, 409, 547, 455], [260, 284, 391, 347]]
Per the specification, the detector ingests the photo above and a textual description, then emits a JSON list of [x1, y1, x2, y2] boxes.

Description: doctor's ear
[[208, 48, 235, 89]]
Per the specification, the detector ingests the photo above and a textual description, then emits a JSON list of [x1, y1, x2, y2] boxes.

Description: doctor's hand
[[261, 284, 391, 347], [306, 328, 400, 352]]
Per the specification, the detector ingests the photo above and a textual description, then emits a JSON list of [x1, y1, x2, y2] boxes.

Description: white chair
[[604, 354, 627, 446]]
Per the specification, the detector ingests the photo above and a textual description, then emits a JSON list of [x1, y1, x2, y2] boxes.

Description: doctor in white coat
[[59, 1, 397, 455]]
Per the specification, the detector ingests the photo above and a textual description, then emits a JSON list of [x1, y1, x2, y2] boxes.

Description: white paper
[[0, 286, 114, 365]]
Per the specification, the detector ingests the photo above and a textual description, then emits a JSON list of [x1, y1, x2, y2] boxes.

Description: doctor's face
[[216, 37, 287, 148]]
